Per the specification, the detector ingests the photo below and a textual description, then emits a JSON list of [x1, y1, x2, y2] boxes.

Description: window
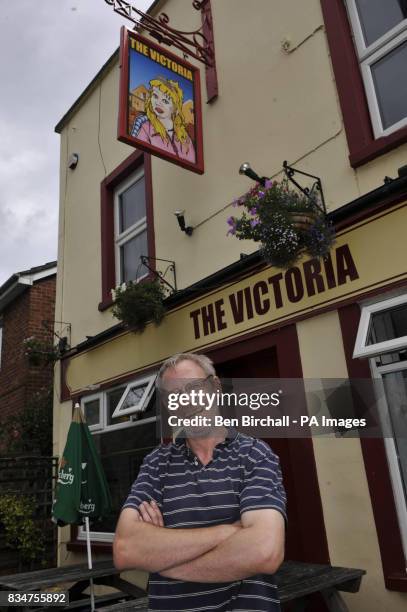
[[353, 293, 407, 359], [79, 372, 158, 541], [111, 375, 156, 420], [99, 151, 155, 310], [346, 0, 407, 138], [354, 292, 407, 562], [321, 0, 407, 167], [114, 167, 148, 284]]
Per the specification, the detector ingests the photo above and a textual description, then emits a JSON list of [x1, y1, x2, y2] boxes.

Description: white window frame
[[113, 166, 148, 284], [82, 392, 103, 432], [370, 357, 407, 564], [354, 291, 407, 562], [345, 0, 407, 138], [353, 293, 407, 358], [111, 374, 156, 419], [78, 373, 157, 542]]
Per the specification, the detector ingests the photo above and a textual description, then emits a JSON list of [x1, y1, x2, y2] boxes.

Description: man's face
[[161, 360, 218, 437]]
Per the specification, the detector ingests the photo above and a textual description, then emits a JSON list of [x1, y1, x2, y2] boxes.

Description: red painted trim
[[320, 0, 407, 168], [386, 575, 407, 592], [99, 150, 155, 308], [118, 28, 204, 175], [350, 125, 407, 169], [208, 325, 331, 564], [338, 302, 406, 589], [201, 0, 218, 102], [60, 357, 71, 403]]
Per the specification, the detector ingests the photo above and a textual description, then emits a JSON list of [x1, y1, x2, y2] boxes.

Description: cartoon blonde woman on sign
[[131, 76, 196, 163]]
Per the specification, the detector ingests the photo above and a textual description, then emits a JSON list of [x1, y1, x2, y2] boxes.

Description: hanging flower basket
[[111, 278, 166, 333], [23, 337, 60, 367], [227, 178, 335, 268]]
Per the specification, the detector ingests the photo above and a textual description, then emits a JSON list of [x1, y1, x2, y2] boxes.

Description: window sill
[[350, 124, 407, 168], [99, 274, 157, 312], [67, 539, 113, 554], [99, 296, 114, 312], [385, 573, 407, 592]]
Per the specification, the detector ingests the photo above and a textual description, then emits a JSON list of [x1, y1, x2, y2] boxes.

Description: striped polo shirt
[[122, 432, 287, 611]]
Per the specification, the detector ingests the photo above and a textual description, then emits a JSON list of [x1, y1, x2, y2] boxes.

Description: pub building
[[53, 0, 407, 609]]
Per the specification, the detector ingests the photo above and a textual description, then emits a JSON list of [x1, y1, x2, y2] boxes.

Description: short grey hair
[[156, 352, 216, 389]]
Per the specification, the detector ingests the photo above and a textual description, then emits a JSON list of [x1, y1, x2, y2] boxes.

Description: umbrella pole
[[85, 517, 95, 611]]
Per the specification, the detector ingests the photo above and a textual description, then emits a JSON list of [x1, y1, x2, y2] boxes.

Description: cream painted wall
[[296, 311, 407, 611], [55, 0, 407, 347]]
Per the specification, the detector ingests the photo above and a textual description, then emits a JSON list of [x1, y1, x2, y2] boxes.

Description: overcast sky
[[0, 0, 151, 285]]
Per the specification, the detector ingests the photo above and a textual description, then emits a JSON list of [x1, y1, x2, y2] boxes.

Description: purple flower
[[250, 218, 260, 228], [249, 207, 257, 215], [226, 215, 237, 236], [258, 191, 265, 198], [265, 179, 273, 189]]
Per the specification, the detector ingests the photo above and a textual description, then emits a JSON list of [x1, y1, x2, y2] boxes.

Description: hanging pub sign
[[118, 27, 204, 174]]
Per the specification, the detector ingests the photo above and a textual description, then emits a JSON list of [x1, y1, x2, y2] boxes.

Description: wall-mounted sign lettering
[[189, 244, 359, 340], [118, 27, 204, 174]]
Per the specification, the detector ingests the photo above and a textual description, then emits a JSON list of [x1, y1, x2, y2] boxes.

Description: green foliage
[[227, 179, 335, 268], [112, 279, 166, 333], [23, 336, 59, 367], [0, 494, 45, 562], [0, 387, 53, 456]]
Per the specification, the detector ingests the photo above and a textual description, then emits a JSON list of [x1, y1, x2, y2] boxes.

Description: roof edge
[[55, 49, 119, 134]]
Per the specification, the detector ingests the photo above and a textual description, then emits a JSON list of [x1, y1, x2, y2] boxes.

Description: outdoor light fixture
[[239, 162, 267, 186], [174, 210, 193, 236], [68, 153, 79, 170], [239, 160, 327, 214]]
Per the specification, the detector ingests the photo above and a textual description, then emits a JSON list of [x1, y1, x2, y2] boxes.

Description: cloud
[[0, 0, 151, 284]]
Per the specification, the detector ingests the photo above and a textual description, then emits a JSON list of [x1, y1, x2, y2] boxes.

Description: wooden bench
[[98, 597, 149, 611], [0, 559, 365, 611], [0, 560, 146, 611], [275, 560, 366, 611]]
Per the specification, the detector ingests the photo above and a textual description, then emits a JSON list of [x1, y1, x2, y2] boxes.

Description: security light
[[174, 210, 193, 236], [238, 162, 266, 186]]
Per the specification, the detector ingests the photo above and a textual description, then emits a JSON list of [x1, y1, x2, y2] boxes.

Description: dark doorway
[[209, 326, 330, 565]]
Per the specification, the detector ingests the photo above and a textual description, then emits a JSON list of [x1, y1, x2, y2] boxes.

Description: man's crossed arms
[[113, 500, 285, 583]]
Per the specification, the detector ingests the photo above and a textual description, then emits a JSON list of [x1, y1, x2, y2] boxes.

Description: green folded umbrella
[[52, 404, 112, 611], [53, 404, 112, 526]]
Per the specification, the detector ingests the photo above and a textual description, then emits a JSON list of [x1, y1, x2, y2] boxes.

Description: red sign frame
[[118, 27, 204, 174]]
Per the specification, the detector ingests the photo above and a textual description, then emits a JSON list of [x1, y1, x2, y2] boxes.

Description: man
[[114, 353, 286, 611]]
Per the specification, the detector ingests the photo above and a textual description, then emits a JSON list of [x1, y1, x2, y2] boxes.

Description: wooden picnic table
[[0, 559, 365, 611], [275, 560, 365, 611], [0, 560, 145, 611]]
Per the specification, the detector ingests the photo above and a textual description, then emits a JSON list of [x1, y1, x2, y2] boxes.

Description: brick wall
[[26, 276, 57, 402], [0, 275, 56, 448]]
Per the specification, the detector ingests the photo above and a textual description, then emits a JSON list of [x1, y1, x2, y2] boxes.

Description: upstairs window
[[100, 152, 155, 310], [114, 166, 148, 284], [345, 0, 407, 138]]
